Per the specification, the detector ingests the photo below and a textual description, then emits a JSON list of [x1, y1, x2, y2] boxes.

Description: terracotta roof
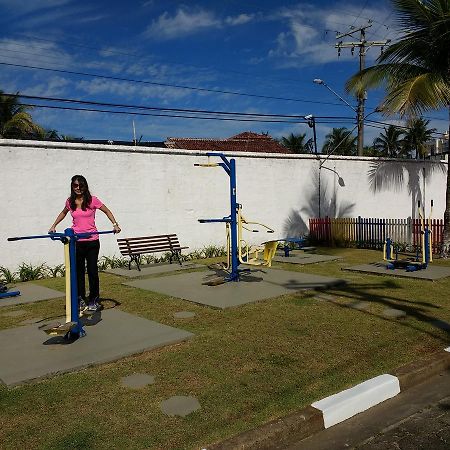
[[165, 132, 291, 154]]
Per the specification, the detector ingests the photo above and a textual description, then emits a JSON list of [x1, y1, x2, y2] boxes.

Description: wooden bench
[[117, 234, 188, 271]]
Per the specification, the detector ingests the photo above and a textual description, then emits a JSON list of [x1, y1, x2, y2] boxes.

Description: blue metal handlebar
[[8, 229, 115, 242], [198, 217, 231, 223]]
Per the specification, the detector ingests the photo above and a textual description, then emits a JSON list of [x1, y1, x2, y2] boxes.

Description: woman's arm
[[49, 207, 69, 233], [99, 204, 121, 233]]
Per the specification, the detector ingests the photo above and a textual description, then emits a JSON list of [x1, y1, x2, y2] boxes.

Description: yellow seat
[[244, 240, 278, 267]]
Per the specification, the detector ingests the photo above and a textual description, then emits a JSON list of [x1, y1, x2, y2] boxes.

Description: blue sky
[[0, 0, 447, 148]]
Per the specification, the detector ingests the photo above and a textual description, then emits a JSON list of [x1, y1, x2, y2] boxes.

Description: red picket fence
[[309, 216, 444, 253]]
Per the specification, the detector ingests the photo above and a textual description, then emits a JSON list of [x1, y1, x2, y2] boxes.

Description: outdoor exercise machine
[[195, 152, 277, 282], [383, 200, 433, 272], [0, 282, 20, 299], [7, 228, 114, 339]]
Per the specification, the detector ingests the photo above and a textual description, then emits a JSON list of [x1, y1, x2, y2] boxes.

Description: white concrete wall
[[1, 140, 447, 269]]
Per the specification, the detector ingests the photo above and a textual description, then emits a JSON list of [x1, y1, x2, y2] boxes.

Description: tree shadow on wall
[[367, 159, 446, 218], [283, 168, 356, 237]]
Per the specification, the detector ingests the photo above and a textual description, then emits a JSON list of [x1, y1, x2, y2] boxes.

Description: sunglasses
[[72, 182, 85, 188]]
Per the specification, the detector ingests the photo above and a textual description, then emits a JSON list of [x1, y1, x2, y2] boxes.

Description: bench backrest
[[117, 234, 183, 256]]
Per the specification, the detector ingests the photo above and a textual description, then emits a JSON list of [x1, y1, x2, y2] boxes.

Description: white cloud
[[267, 2, 397, 67], [142, 7, 258, 41], [144, 8, 221, 40], [225, 13, 255, 26], [0, 0, 71, 14], [0, 38, 73, 67]]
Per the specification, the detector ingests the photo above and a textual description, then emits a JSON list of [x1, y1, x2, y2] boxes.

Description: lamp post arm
[[319, 108, 380, 167], [322, 82, 357, 113]]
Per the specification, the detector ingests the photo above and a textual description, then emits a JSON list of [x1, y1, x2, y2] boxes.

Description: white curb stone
[[311, 374, 400, 428]]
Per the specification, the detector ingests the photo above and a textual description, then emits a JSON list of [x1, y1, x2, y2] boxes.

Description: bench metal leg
[[173, 250, 183, 266], [129, 255, 141, 271]]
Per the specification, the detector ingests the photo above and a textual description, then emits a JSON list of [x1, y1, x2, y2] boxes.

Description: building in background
[[165, 132, 291, 154]]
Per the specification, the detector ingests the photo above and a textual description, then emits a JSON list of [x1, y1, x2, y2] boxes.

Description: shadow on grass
[[305, 279, 450, 342]]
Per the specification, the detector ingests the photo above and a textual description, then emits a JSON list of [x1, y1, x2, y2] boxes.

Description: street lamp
[[316, 107, 381, 217], [313, 78, 357, 112], [313, 78, 365, 156], [304, 114, 317, 154]]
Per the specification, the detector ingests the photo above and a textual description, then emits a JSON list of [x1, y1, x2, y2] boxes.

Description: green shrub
[[17, 263, 48, 282], [0, 266, 18, 284]]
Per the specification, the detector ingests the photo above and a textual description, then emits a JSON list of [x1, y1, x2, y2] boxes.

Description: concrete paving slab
[[124, 268, 345, 309], [160, 395, 201, 417], [0, 283, 64, 308], [273, 253, 341, 265], [347, 301, 371, 311], [343, 262, 450, 281], [121, 373, 155, 388], [0, 309, 193, 387], [383, 308, 407, 320], [104, 262, 204, 278], [173, 311, 196, 319]]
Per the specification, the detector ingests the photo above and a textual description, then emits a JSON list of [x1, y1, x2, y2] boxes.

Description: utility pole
[[335, 22, 390, 156]]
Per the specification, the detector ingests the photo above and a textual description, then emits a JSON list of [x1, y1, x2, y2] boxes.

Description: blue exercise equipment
[[0, 286, 20, 299], [7, 228, 114, 339], [195, 153, 276, 282], [383, 200, 433, 272]]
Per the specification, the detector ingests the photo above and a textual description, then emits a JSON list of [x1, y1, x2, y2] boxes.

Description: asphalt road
[[287, 369, 450, 450]]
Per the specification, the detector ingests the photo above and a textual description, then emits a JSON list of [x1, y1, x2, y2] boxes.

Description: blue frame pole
[[7, 229, 115, 338], [66, 228, 83, 335], [228, 158, 239, 281]]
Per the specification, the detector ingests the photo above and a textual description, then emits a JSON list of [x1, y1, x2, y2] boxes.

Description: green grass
[[1, 248, 450, 450]]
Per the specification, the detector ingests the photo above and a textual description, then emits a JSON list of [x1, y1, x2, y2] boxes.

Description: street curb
[[206, 350, 450, 450]]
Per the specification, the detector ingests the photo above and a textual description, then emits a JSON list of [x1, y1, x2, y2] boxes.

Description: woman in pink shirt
[[49, 175, 121, 312]]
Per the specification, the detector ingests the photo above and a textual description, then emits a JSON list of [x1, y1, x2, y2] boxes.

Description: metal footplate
[[39, 321, 86, 339]]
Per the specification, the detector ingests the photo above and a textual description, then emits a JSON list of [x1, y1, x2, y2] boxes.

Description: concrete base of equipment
[[0, 283, 64, 308], [273, 252, 341, 265], [104, 262, 204, 278], [124, 268, 345, 309], [0, 309, 193, 387], [343, 262, 450, 280]]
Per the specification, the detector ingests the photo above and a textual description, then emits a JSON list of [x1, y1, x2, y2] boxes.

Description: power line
[[18, 102, 355, 124], [0, 61, 345, 107], [4, 92, 354, 121]]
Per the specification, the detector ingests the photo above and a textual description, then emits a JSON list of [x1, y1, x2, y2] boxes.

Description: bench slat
[[116, 234, 188, 271]]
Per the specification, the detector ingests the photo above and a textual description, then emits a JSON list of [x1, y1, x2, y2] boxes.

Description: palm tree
[[373, 125, 406, 158], [402, 117, 436, 158], [345, 0, 450, 251], [322, 127, 357, 156], [280, 133, 311, 153], [0, 90, 43, 139]]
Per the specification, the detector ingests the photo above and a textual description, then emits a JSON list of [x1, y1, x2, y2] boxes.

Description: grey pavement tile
[[174, 311, 196, 319], [344, 262, 450, 281], [0, 283, 64, 308], [160, 395, 201, 417], [0, 309, 194, 387], [124, 268, 345, 309], [104, 263, 204, 278], [121, 373, 155, 389]]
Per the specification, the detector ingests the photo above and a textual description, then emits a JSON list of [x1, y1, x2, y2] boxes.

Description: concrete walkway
[[0, 283, 64, 307], [273, 253, 341, 265], [124, 268, 345, 309], [0, 309, 193, 387], [344, 262, 450, 280], [104, 262, 204, 278]]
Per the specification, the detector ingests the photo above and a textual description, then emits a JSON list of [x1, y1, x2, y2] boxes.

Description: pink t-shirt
[[65, 196, 103, 241]]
